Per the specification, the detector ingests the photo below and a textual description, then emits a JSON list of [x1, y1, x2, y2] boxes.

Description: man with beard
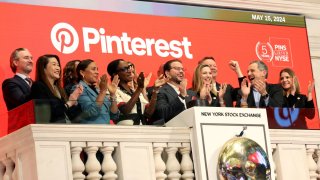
[[198, 57, 237, 107], [229, 60, 283, 108], [152, 59, 196, 124], [2, 48, 33, 110]]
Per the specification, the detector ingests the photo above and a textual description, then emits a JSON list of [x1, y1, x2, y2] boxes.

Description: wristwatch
[[261, 93, 269, 100]]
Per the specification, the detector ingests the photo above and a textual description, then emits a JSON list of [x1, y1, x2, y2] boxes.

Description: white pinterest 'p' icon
[[51, 22, 79, 54]]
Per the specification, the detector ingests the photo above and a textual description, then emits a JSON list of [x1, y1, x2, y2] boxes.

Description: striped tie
[[25, 78, 32, 87]]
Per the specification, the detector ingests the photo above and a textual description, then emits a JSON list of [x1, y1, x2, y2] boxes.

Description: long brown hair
[[279, 68, 300, 94], [63, 60, 81, 85], [36, 54, 67, 101]]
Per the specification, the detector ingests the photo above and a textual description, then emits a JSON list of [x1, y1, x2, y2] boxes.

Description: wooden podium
[[166, 107, 275, 180]]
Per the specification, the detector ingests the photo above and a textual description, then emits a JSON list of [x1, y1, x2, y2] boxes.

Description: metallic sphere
[[217, 137, 271, 180]]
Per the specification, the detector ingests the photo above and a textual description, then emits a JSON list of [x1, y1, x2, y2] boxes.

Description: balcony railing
[[1, 124, 320, 180], [0, 124, 194, 180]]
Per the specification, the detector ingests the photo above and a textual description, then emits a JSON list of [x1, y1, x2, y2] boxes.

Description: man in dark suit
[[2, 48, 33, 110], [229, 60, 283, 108], [152, 59, 196, 124], [198, 57, 237, 107]]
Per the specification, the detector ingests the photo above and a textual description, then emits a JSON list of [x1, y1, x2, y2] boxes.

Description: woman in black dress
[[31, 54, 83, 123], [279, 68, 315, 129]]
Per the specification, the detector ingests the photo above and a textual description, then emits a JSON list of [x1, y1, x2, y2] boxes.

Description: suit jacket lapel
[[14, 75, 30, 92], [163, 84, 178, 98]]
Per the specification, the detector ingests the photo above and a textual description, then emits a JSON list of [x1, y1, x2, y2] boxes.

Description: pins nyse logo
[[51, 22, 79, 54]]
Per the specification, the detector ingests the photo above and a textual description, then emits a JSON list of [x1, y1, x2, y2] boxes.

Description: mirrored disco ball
[[217, 137, 271, 180]]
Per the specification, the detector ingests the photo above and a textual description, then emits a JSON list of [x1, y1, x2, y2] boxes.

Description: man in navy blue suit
[[2, 48, 33, 111]]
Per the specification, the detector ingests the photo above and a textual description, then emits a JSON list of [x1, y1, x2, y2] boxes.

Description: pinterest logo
[[51, 22, 79, 54]]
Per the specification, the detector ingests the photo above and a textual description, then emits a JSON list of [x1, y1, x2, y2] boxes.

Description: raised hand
[[107, 75, 120, 95], [205, 84, 212, 104], [218, 83, 227, 99], [252, 79, 267, 96], [229, 60, 239, 71], [199, 84, 208, 100], [154, 74, 168, 88], [144, 73, 152, 88], [68, 84, 83, 106], [307, 80, 314, 101], [178, 78, 188, 97], [99, 74, 108, 92], [308, 80, 315, 94], [137, 72, 145, 89], [291, 76, 297, 95], [229, 60, 243, 77], [241, 78, 251, 98]]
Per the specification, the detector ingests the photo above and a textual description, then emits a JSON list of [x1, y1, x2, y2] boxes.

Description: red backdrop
[[0, 2, 317, 136]]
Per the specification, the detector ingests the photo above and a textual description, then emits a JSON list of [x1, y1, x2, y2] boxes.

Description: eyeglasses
[[117, 64, 133, 73], [170, 67, 185, 72]]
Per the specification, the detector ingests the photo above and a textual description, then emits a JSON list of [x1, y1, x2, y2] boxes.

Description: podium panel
[[166, 107, 274, 180]]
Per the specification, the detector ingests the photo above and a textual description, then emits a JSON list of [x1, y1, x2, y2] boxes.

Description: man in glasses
[[152, 59, 196, 125], [2, 48, 33, 111]]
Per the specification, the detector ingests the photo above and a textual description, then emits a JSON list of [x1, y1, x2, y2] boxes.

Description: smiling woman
[[192, 64, 227, 107], [279, 68, 315, 128], [31, 54, 83, 123], [75, 59, 120, 124]]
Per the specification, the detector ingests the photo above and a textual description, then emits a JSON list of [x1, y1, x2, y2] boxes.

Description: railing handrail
[[0, 124, 191, 154]]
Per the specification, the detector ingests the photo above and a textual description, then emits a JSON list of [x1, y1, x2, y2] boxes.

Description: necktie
[[25, 78, 32, 87]]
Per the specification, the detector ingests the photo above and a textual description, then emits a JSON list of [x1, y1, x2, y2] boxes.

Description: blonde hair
[[192, 64, 212, 93]]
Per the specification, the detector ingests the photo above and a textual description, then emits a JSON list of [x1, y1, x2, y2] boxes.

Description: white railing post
[[316, 146, 320, 179], [85, 142, 102, 180], [306, 145, 318, 180], [0, 159, 5, 180], [3, 157, 14, 180], [271, 143, 277, 179], [153, 143, 167, 180], [100, 142, 118, 180], [71, 142, 86, 180], [7, 152, 16, 180], [179, 142, 194, 180], [166, 143, 181, 180]]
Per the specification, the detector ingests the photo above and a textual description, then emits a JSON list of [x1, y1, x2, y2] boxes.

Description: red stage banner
[[0, 2, 317, 136]]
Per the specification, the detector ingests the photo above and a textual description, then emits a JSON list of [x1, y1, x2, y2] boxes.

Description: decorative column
[[316, 146, 320, 179], [7, 152, 16, 180], [71, 142, 86, 180], [100, 142, 118, 180], [85, 142, 102, 180], [153, 143, 167, 180], [0, 159, 5, 180], [3, 157, 14, 180], [306, 145, 318, 180], [271, 144, 277, 179], [179, 143, 194, 180], [165, 143, 181, 180]]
